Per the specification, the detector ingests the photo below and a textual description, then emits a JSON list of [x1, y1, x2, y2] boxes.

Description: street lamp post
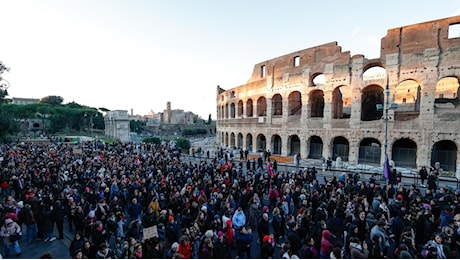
[[377, 78, 398, 181]]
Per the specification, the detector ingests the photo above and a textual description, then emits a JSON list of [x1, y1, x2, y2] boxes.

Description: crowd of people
[[0, 140, 459, 259]]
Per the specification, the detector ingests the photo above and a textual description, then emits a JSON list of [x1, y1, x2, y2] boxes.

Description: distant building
[[163, 101, 195, 124], [11, 97, 39, 105], [104, 110, 130, 142]]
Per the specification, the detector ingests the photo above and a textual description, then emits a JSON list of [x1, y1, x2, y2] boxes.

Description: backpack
[[419, 242, 434, 259]]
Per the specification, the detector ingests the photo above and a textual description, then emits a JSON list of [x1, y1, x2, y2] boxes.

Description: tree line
[[0, 95, 105, 142]]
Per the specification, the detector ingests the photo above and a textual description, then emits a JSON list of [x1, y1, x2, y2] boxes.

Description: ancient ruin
[[216, 16, 460, 178]]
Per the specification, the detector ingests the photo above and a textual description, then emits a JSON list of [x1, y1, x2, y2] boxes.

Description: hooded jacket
[[320, 230, 333, 255]]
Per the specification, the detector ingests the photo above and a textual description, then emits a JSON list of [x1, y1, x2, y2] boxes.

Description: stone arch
[[257, 97, 267, 116], [256, 134, 267, 152], [312, 73, 325, 87], [361, 85, 384, 121], [394, 79, 421, 112], [431, 140, 457, 171], [271, 134, 282, 155], [230, 103, 236, 118], [435, 77, 460, 107], [288, 135, 301, 156], [310, 90, 324, 117], [332, 136, 349, 161], [363, 65, 386, 80], [332, 85, 352, 119], [247, 99, 253, 117], [392, 138, 417, 168], [237, 133, 243, 148], [246, 133, 253, 151], [237, 100, 243, 117], [225, 132, 229, 147], [308, 135, 323, 159], [358, 138, 381, 165], [221, 131, 225, 144], [272, 94, 283, 116], [288, 91, 302, 115], [230, 132, 236, 148], [225, 104, 229, 119]]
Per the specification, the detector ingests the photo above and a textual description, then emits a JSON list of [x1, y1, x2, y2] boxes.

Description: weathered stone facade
[[216, 16, 460, 178], [104, 110, 130, 142]]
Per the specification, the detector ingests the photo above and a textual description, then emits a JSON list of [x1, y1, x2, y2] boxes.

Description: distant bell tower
[[167, 101, 171, 124]]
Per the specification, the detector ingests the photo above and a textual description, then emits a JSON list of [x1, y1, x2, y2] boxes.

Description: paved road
[[184, 154, 459, 190]]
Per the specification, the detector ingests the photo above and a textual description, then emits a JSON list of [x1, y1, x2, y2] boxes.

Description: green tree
[[143, 137, 161, 144], [0, 107, 16, 142], [130, 120, 146, 134], [175, 137, 191, 150], [40, 95, 64, 106]]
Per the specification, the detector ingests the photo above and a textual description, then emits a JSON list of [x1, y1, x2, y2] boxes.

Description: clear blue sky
[[1, 0, 459, 119]]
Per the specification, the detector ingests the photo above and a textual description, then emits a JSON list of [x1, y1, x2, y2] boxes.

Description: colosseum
[[216, 16, 460, 178]]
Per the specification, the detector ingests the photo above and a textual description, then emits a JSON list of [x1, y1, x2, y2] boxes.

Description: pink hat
[[218, 231, 223, 237], [263, 206, 269, 212]]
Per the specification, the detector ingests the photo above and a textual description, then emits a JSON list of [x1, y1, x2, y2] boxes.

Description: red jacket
[[179, 241, 192, 259], [320, 230, 333, 255]]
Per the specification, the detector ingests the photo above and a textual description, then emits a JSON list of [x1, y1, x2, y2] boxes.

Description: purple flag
[[384, 155, 390, 182]]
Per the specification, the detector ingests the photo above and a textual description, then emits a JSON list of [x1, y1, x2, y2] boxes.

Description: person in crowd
[[257, 212, 270, 244], [349, 236, 369, 258], [1, 140, 460, 259], [232, 207, 246, 230], [69, 232, 85, 257], [213, 231, 230, 259], [235, 226, 253, 259], [260, 234, 275, 258], [18, 203, 37, 243], [0, 218, 22, 257], [42, 202, 57, 242], [52, 200, 66, 240], [320, 229, 334, 259]]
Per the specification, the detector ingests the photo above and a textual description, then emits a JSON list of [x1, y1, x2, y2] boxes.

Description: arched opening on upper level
[[272, 94, 283, 116], [288, 91, 302, 115], [247, 99, 253, 117], [332, 85, 352, 119], [310, 90, 324, 117], [230, 103, 236, 118], [361, 85, 384, 121], [237, 100, 243, 117], [257, 97, 267, 116], [312, 73, 325, 87], [394, 79, 421, 112], [435, 76, 460, 107]]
